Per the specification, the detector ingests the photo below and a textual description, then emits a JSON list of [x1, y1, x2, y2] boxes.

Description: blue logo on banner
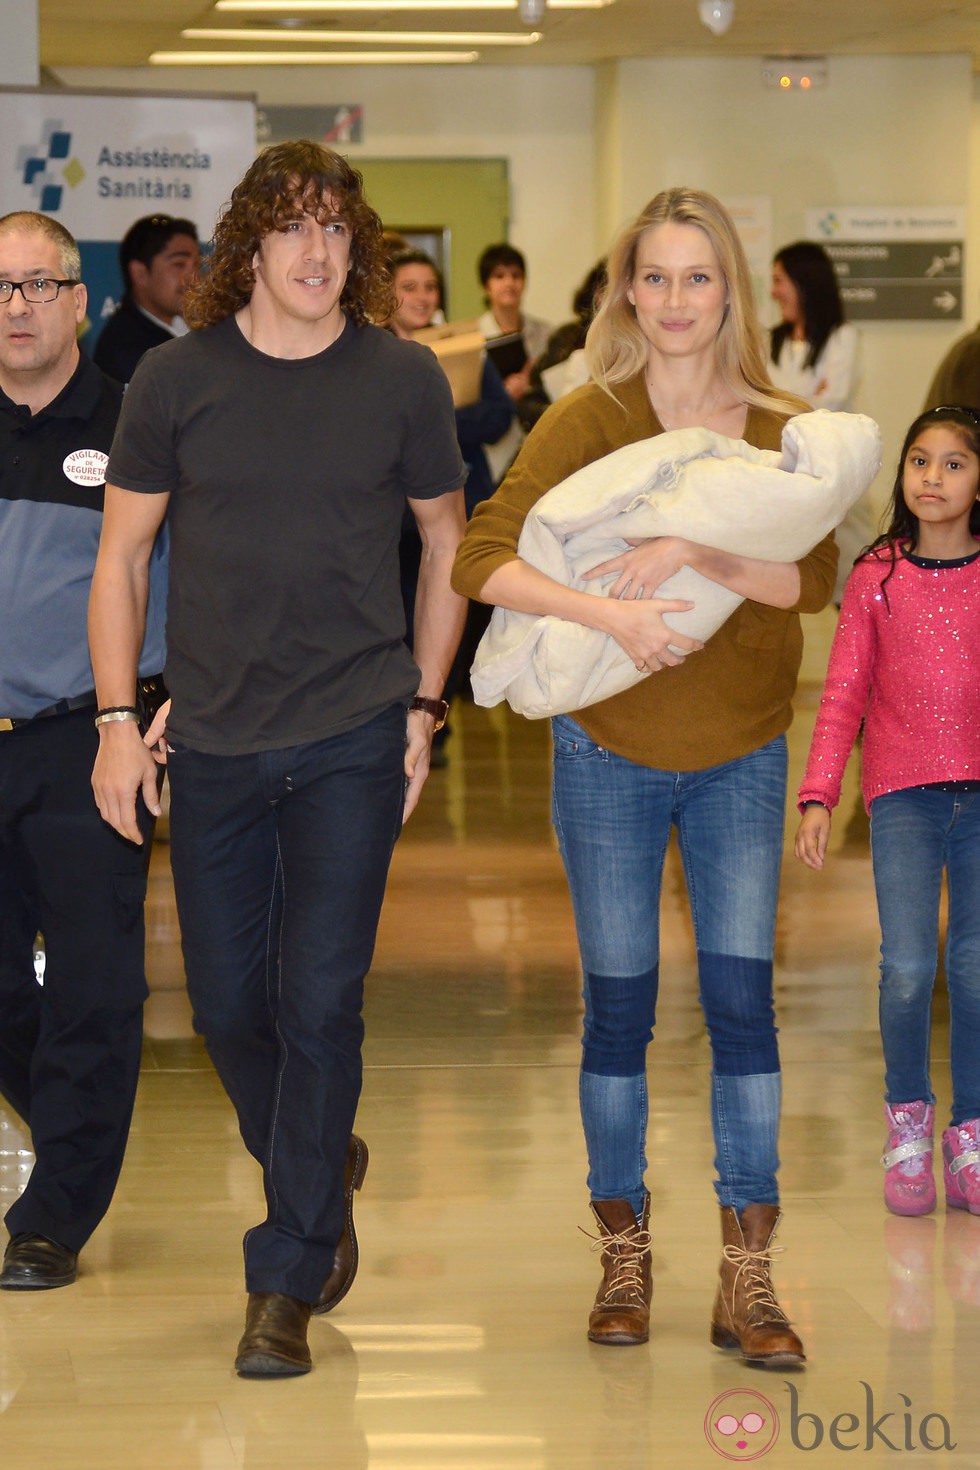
[[17, 123, 84, 212]]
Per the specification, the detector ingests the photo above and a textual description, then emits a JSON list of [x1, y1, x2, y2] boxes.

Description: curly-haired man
[[89, 142, 466, 1377]]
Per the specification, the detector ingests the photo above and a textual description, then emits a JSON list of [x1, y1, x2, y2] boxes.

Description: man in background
[[0, 211, 167, 1289], [93, 213, 200, 383]]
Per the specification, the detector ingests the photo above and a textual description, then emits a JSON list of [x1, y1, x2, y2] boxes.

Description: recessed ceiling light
[[182, 26, 541, 43], [214, 1, 613, 11], [150, 48, 480, 63]]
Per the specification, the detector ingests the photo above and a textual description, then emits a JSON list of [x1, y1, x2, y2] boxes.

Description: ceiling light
[[215, 1, 613, 11], [698, 0, 734, 35], [518, 0, 546, 20], [182, 26, 541, 44], [150, 49, 479, 64], [761, 56, 828, 89]]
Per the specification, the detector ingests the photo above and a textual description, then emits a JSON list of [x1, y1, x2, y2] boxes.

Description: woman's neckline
[[645, 382, 750, 439]]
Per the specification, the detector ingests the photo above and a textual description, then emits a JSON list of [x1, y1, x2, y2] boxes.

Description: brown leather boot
[[235, 1291, 313, 1377], [313, 1133, 369, 1316], [586, 1195, 652, 1346], [710, 1204, 806, 1370]]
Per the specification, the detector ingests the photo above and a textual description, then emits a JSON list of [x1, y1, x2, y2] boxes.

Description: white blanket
[[470, 410, 882, 719]]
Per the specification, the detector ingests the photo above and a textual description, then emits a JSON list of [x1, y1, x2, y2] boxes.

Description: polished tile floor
[[2, 607, 977, 1469]]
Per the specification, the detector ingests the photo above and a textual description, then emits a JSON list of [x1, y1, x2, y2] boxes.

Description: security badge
[[62, 448, 108, 486]]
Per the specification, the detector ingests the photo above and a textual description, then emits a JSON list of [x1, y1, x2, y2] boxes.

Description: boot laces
[[581, 1223, 652, 1300], [722, 1241, 790, 1325]]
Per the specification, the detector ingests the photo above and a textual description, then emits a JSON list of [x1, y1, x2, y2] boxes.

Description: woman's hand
[[794, 805, 831, 870], [600, 595, 702, 672], [475, 556, 700, 673], [584, 536, 690, 601]]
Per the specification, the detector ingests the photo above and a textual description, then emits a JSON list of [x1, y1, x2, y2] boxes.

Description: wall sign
[[805, 206, 964, 321], [0, 86, 257, 349], [257, 105, 364, 147]]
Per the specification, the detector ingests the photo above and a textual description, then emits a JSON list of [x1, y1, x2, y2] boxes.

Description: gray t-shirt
[[107, 315, 464, 755]]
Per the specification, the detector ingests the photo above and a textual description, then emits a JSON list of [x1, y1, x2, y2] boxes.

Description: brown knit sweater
[[451, 372, 837, 770]]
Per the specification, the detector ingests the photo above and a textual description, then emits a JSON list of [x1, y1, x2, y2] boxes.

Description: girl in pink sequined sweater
[[795, 405, 980, 1219]]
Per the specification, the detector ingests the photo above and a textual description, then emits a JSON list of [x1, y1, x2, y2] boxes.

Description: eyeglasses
[[0, 278, 80, 305]]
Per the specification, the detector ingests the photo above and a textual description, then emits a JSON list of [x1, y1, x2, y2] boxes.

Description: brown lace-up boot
[[586, 1195, 652, 1345], [710, 1204, 806, 1370]]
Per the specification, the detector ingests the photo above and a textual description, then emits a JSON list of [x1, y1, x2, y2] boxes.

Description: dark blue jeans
[[0, 710, 149, 1251], [551, 716, 786, 1215], [166, 705, 405, 1302]]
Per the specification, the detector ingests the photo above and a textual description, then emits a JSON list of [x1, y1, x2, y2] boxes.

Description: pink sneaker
[[882, 1102, 936, 1216], [942, 1120, 980, 1214]]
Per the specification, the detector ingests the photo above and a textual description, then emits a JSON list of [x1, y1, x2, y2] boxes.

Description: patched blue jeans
[[551, 715, 786, 1215], [871, 786, 980, 1125]]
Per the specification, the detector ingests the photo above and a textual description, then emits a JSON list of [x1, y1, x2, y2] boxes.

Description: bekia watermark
[[786, 1382, 955, 1453], [706, 1382, 956, 1458]]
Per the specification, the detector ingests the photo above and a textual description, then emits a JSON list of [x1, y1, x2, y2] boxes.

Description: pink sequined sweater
[[798, 545, 980, 812]]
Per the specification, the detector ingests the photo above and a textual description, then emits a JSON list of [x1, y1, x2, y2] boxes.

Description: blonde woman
[[453, 188, 836, 1369]]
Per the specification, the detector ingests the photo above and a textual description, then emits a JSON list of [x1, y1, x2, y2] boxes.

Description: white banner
[[0, 86, 256, 348], [721, 195, 773, 314], [805, 205, 965, 243]]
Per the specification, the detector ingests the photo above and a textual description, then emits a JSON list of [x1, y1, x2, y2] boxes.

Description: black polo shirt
[[0, 354, 167, 717]]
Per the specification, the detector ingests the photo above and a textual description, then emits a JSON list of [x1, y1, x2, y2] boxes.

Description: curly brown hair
[[183, 140, 392, 330]]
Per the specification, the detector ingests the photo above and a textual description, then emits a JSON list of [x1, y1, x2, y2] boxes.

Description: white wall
[[51, 64, 596, 331], [596, 54, 975, 515], [55, 52, 979, 510], [0, 0, 38, 85]]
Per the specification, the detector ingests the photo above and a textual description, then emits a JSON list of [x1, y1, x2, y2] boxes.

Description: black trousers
[[0, 709, 150, 1251]]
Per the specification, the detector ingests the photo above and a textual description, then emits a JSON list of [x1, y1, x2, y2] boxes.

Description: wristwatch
[[409, 696, 450, 731]]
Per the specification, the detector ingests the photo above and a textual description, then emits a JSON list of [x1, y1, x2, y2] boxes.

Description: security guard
[[0, 211, 166, 1288]]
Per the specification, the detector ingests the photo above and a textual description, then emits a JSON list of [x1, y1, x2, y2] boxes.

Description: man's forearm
[[413, 541, 467, 695], [88, 554, 150, 707]]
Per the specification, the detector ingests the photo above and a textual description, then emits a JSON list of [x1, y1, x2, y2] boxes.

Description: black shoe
[[235, 1292, 312, 1377], [313, 1134, 369, 1315], [0, 1233, 78, 1290]]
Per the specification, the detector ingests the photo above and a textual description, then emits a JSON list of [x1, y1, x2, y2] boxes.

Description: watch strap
[[409, 696, 449, 731]]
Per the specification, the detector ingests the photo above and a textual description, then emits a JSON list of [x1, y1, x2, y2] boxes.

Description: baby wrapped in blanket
[[470, 409, 881, 719]]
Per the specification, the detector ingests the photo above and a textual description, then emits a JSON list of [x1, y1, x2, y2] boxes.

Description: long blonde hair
[[586, 187, 800, 416]]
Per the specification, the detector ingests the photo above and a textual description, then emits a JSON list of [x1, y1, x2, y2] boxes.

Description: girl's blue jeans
[[871, 786, 980, 1125], [551, 715, 786, 1216]]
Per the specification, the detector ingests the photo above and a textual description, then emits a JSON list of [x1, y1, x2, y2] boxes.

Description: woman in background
[[771, 240, 868, 602], [388, 248, 513, 750], [770, 240, 859, 411], [388, 247, 512, 519]]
